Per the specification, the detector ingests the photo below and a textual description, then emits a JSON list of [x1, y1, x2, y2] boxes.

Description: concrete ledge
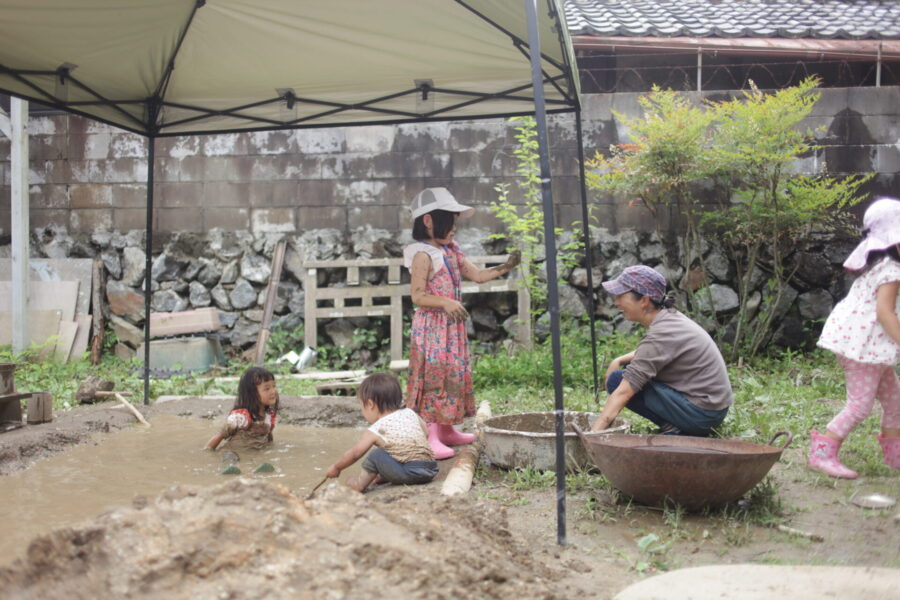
[[615, 565, 900, 600]]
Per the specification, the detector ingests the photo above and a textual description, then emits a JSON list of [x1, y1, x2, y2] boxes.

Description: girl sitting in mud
[[326, 372, 438, 492], [205, 367, 279, 452]]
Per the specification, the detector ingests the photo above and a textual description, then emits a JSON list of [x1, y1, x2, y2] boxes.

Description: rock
[[558, 285, 588, 318], [229, 279, 257, 310], [470, 306, 498, 331], [569, 267, 604, 289], [151, 252, 183, 281], [75, 376, 114, 404], [218, 311, 240, 329], [90, 230, 113, 248], [210, 284, 233, 310], [240, 253, 272, 284], [106, 279, 145, 323], [229, 317, 261, 347], [501, 314, 528, 341], [220, 465, 241, 475], [188, 281, 211, 307], [324, 319, 356, 348], [97, 248, 121, 279], [253, 462, 275, 473], [352, 225, 401, 258], [196, 260, 222, 287], [694, 284, 740, 313], [257, 281, 299, 314], [182, 259, 204, 282], [704, 250, 731, 282], [287, 288, 306, 318], [798, 289, 834, 321], [220, 259, 240, 284], [120, 246, 146, 287], [151, 289, 188, 313]]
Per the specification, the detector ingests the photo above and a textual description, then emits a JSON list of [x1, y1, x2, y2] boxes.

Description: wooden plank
[[0, 280, 79, 323], [0, 258, 93, 316], [0, 309, 63, 352], [54, 320, 79, 362], [68, 314, 93, 362], [148, 307, 221, 338], [315, 379, 363, 395]]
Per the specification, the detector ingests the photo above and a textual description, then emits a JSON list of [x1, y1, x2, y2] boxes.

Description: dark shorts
[[361, 448, 439, 485], [606, 369, 728, 436]]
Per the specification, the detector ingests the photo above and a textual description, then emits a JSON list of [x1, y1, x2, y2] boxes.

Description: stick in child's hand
[[305, 476, 328, 500]]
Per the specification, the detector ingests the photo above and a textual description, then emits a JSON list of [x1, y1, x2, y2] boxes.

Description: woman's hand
[[442, 298, 469, 322], [504, 249, 521, 272], [325, 464, 341, 478], [605, 351, 635, 380]]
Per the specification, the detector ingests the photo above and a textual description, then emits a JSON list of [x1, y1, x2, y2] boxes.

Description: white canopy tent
[[0, 0, 579, 134], [0, 0, 599, 545]]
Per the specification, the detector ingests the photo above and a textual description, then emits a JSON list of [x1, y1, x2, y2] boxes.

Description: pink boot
[[877, 434, 900, 470], [808, 429, 857, 479], [437, 423, 475, 447], [427, 423, 455, 460]]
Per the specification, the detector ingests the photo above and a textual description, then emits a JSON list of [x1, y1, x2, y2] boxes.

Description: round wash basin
[[482, 411, 629, 472]]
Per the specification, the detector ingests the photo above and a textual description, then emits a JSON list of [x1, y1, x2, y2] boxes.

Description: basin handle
[[766, 431, 793, 450]]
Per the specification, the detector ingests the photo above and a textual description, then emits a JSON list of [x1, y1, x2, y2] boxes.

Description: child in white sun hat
[[812, 197, 900, 478], [402, 187, 520, 459]]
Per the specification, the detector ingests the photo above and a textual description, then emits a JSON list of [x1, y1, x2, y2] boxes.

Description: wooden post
[[10, 97, 29, 353], [26, 392, 53, 424], [304, 267, 318, 354], [254, 240, 287, 365], [90, 258, 106, 365]]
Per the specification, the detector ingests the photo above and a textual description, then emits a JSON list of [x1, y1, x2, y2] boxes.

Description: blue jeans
[[606, 370, 728, 437], [361, 448, 439, 485]]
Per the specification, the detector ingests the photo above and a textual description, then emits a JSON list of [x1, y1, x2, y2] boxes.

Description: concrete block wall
[[1, 87, 898, 238]]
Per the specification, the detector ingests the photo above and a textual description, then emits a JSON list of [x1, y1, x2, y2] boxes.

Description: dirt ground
[[0, 396, 897, 599]]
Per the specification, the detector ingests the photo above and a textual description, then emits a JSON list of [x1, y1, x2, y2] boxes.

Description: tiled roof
[[563, 0, 900, 39]]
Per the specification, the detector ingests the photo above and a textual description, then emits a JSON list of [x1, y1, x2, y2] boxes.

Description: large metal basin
[[482, 411, 629, 472], [573, 426, 792, 510]]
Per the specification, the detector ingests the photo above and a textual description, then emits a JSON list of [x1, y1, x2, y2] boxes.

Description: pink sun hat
[[843, 197, 900, 271]]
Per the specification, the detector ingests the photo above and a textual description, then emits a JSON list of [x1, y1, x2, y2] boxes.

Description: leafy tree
[[586, 78, 872, 358]]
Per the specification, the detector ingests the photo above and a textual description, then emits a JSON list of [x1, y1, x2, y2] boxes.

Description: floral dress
[[403, 241, 475, 425]]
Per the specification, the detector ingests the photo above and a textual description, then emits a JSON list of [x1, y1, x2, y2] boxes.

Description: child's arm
[[325, 431, 380, 478], [460, 250, 520, 283], [204, 432, 224, 450], [876, 281, 900, 345], [409, 252, 468, 320]]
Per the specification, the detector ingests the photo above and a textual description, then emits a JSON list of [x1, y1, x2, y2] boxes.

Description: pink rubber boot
[[808, 429, 857, 479], [877, 434, 900, 470], [427, 423, 455, 460], [437, 423, 476, 446]]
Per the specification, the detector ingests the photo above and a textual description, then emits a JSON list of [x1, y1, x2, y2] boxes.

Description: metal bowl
[[482, 411, 629, 472], [573, 426, 792, 510]]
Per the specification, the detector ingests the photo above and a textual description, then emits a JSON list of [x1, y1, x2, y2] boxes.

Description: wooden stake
[[254, 239, 287, 365], [90, 258, 106, 365], [114, 392, 150, 427], [441, 439, 482, 497]]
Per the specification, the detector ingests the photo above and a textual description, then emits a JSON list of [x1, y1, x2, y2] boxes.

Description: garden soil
[[0, 396, 897, 599]]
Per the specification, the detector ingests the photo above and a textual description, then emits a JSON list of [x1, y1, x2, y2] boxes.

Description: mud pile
[[0, 478, 572, 600]]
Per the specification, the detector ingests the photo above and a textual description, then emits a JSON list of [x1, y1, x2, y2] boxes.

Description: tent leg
[[525, 0, 566, 547], [10, 98, 29, 353], [143, 137, 156, 405]]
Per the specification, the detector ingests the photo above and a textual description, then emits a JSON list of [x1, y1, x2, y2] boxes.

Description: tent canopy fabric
[[0, 0, 580, 136]]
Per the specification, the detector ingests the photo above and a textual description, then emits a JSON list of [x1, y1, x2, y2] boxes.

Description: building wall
[[2, 86, 899, 238]]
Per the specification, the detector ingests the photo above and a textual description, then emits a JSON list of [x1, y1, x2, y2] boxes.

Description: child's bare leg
[[346, 470, 379, 492]]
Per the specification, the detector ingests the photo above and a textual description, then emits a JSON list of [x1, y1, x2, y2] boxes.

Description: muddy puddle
[[0, 414, 362, 565]]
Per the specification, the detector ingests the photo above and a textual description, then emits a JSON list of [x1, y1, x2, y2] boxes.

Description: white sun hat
[[843, 197, 900, 270], [409, 187, 475, 220]]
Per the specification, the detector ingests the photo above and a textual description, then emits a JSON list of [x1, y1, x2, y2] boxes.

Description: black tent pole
[[525, 0, 566, 546], [142, 135, 155, 405], [575, 110, 600, 397]]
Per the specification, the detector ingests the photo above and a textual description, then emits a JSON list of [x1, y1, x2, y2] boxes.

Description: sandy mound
[[0, 478, 571, 600]]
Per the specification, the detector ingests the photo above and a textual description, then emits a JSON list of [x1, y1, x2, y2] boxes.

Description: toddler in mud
[[326, 372, 438, 492], [205, 367, 279, 458]]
